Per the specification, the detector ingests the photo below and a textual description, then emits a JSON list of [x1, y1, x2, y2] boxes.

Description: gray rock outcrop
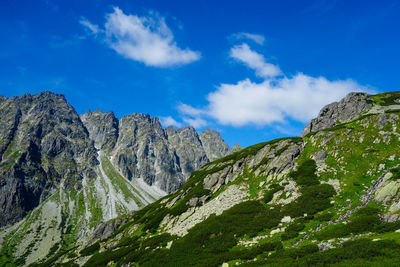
[[229, 144, 243, 154], [0, 92, 97, 226], [80, 110, 118, 151], [301, 92, 373, 136], [80, 113, 233, 194], [113, 113, 185, 193], [199, 129, 230, 161], [165, 126, 209, 177]]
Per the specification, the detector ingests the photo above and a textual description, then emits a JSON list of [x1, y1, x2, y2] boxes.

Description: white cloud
[[177, 103, 205, 117], [230, 43, 282, 78], [233, 32, 265, 45], [205, 75, 365, 126], [93, 7, 200, 67], [182, 117, 208, 128], [159, 116, 182, 128], [179, 44, 369, 127], [80, 7, 200, 67], [79, 18, 100, 34]]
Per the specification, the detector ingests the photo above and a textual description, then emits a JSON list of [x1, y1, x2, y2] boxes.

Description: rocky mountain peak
[[80, 109, 118, 151], [229, 143, 243, 153], [80, 110, 233, 194], [301, 92, 373, 136], [0, 92, 97, 226], [199, 128, 230, 160]]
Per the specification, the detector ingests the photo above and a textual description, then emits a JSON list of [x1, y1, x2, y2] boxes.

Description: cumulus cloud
[[233, 32, 265, 45], [179, 44, 369, 127], [230, 43, 282, 78], [205, 75, 365, 126], [80, 7, 200, 67], [159, 116, 182, 128]]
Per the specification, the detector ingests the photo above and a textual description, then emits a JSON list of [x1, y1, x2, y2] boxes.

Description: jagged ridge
[[0, 92, 237, 266]]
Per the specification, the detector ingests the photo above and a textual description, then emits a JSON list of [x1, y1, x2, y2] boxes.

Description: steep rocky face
[[0, 92, 97, 226], [199, 129, 230, 160], [113, 114, 185, 193], [80, 110, 118, 151], [165, 126, 209, 177], [301, 92, 373, 136], [80, 112, 233, 194]]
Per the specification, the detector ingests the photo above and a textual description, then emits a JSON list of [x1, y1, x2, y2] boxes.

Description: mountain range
[[0, 91, 239, 266], [2, 91, 400, 266]]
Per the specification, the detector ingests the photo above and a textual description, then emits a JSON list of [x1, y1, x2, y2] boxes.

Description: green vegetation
[[100, 155, 144, 206], [241, 239, 400, 266], [284, 160, 336, 217], [263, 184, 283, 203], [391, 166, 400, 180], [371, 91, 400, 106], [208, 137, 302, 167], [315, 202, 400, 241], [84, 201, 283, 267], [289, 159, 319, 186], [80, 242, 100, 256], [314, 211, 334, 222]]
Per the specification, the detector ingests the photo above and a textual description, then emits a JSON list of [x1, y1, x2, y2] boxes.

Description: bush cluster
[[315, 203, 400, 241], [79, 242, 100, 256], [242, 239, 400, 266], [85, 201, 283, 267], [263, 184, 284, 203]]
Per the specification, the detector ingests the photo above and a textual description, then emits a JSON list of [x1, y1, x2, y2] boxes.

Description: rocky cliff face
[[80, 110, 118, 151], [112, 113, 185, 193], [165, 126, 209, 178], [301, 92, 373, 136], [199, 129, 230, 161], [0, 92, 97, 226], [80, 111, 233, 193]]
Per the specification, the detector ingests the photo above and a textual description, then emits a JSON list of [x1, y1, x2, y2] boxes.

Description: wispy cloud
[[178, 43, 370, 127], [230, 43, 282, 78], [80, 7, 200, 67], [79, 18, 100, 34], [182, 117, 208, 128], [160, 116, 182, 128], [232, 32, 265, 45], [177, 103, 205, 117]]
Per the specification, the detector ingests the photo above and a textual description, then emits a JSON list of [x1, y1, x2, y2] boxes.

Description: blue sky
[[1, 0, 400, 147]]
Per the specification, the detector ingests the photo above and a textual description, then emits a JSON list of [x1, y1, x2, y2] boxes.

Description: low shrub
[[80, 242, 100, 256], [283, 183, 336, 217], [263, 184, 284, 203], [289, 159, 319, 186], [315, 212, 334, 222]]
